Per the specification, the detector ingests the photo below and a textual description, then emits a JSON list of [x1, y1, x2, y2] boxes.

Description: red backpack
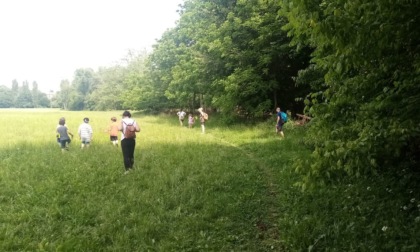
[[123, 121, 136, 138]]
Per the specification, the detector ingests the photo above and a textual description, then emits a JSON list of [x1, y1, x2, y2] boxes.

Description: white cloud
[[0, 0, 182, 92]]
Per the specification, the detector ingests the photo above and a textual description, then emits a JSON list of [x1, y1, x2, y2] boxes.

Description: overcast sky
[[0, 0, 183, 93]]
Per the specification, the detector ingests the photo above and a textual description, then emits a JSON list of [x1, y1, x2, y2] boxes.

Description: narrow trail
[[207, 134, 284, 250]]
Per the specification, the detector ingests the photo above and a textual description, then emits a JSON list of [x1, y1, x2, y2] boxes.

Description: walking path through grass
[[207, 132, 283, 249], [0, 110, 299, 251], [4, 110, 416, 251]]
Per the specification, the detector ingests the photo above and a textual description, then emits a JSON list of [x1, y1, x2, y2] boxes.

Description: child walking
[[188, 113, 195, 129], [198, 107, 206, 134], [56, 117, 73, 152], [108, 116, 119, 146], [78, 117, 93, 149]]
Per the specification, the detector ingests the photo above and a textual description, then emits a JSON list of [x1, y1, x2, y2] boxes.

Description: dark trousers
[[121, 138, 136, 170]]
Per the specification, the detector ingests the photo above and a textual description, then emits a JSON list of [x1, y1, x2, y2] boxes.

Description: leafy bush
[[281, 0, 420, 184]]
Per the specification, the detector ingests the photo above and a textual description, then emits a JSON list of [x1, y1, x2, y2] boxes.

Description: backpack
[[280, 111, 288, 123], [202, 112, 209, 121], [123, 121, 136, 139]]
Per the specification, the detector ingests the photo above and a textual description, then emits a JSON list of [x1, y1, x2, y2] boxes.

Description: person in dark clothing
[[118, 111, 140, 174]]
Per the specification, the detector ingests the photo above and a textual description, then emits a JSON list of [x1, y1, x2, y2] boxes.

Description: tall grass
[[0, 109, 283, 251], [0, 109, 419, 251]]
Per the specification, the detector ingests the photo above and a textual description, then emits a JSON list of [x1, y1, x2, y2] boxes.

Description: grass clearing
[[0, 109, 419, 251], [0, 109, 283, 251]]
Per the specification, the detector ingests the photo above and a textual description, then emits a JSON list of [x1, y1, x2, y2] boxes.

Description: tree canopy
[[57, 0, 311, 117], [0, 80, 50, 109], [52, 0, 419, 183], [280, 0, 420, 183]]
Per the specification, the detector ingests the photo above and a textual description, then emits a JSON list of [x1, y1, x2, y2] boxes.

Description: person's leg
[[61, 139, 69, 152], [121, 139, 131, 170], [278, 124, 284, 138], [127, 139, 136, 169], [111, 136, 117, 146], [60, 140, 66, 152]]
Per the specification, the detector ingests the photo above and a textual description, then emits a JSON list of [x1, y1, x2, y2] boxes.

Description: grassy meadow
[[0, 109, 419, 251], [0, 109, 292, 251]]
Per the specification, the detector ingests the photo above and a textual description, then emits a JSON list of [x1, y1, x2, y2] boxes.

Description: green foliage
[[211, 0, 311, 115], [119, 51, 161, 111], [53, 0, 312, 117], [15, 82, 34, 108], [281, 0, 420, 183], [56, 80, 72, 110], [0, 82, 50, 108], [87, 66, 124, 111], [145, 0, 311, 116], [0, 85, 14, 108], [71, 68, 99, 110]]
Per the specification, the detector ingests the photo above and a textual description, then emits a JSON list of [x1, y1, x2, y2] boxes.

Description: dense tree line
[[56, 0, 311, 116], [55, 0, 419, 181], [280, 0, 420, 184], [0, 80, 50, 108], [147, 0, 311, 117]]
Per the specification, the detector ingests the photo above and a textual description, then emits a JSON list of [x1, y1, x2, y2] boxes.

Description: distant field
[[0, 109, 126, 147]]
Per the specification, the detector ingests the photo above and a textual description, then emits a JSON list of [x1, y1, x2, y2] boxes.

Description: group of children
[[177, 108, 207, 133], [56, 117, 120, 152], [56, 106, 284, 153], [56, 111, 141, 175], [179, 107, 286, 137]]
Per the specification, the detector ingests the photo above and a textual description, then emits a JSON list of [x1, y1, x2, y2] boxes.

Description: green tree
[[57, 80, 72, 110], [147, 29, 183, 111], [31, 81, 39, 108], [72, 68, 99, 110], [148, 0, 310, 117], [281, 0, 420, 183], [37, 92, 50, 108], [15, 81, 33, 108], [119, 50, 146, 109], [11, 79, 19, 106], [89, 65, 125, 110], [0, 85, 14, 108], [212, 0, 311, 117]]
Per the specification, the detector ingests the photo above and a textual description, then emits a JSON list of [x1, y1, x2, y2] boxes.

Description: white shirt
[[177, 111, 186, 119], [78, 123, 93, 139]]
